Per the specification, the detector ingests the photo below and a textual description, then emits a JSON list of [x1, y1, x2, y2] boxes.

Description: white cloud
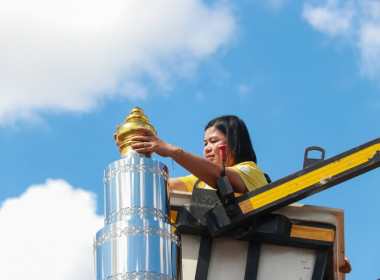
[[357, 1, 380, 78], [358, 23, 380, 78], [302, 0, 380, 80], [302, 0, 354, 37], [0, 0, 237, 126], [0, 179, 103, 280]]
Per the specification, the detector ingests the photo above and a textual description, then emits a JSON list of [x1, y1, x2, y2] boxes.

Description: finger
[[130, 135, 151, 142], [131, 142, 151, 149]]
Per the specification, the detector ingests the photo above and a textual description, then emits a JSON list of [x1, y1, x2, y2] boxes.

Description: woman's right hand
[[129, 127, 179, 158]]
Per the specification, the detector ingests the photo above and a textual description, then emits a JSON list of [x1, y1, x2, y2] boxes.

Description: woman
[[130, 115, 268, 193]]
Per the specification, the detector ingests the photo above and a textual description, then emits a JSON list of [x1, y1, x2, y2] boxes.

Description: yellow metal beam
[[239, 142, 380, 214], [290, 225, 335, 242]]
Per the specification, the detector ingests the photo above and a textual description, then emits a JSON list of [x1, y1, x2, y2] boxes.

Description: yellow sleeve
[[177, 174, 199, 192], [231, 161, 268, 192]]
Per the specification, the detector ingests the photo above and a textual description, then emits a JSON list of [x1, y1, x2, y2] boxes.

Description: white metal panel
[[208, 239, 248, 280], [257, 244, 316, 280], [181, 235, 201, 280]]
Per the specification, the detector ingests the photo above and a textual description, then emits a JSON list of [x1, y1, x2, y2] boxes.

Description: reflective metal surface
[[94, 153, 179, 280]]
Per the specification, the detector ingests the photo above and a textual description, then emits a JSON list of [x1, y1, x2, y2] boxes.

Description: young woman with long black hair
[[130, 115, 269, 193]]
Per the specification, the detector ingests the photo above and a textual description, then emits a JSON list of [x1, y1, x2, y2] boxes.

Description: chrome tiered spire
[[94, 107, 180, 280]]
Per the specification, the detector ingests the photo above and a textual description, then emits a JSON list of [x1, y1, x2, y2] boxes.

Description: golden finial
[[115, 107, 157, 156]]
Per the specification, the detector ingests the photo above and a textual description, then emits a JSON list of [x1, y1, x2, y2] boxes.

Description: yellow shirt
[[177, 161, 268, 192]]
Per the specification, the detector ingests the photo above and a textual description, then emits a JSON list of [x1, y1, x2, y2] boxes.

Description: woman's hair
[[205, 115, 257, 164]]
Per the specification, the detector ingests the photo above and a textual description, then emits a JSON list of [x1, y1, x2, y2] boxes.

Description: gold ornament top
[[115, 107, 157, 156]]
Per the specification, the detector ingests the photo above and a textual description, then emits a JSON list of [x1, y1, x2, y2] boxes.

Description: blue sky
[[0, 0, 379, 279]]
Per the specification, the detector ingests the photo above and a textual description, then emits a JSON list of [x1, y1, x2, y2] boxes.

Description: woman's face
[[203, 126, 235, 166]]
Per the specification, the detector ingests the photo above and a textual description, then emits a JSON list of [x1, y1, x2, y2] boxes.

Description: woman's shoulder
[[234, 161, 257, 166], [233, 161, 261, 173], [232, 161, 268, 191]]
